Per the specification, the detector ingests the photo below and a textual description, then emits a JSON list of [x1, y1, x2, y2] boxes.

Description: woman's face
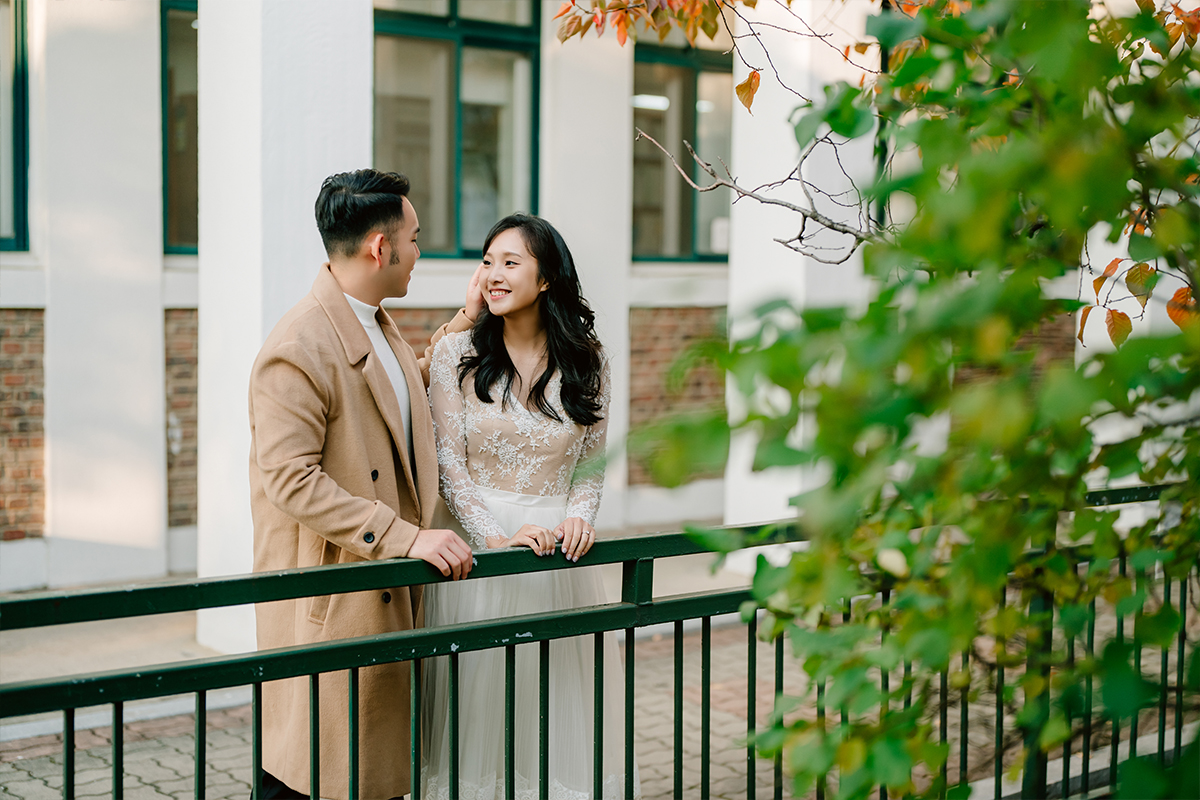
[[481, 228, 547, 319]]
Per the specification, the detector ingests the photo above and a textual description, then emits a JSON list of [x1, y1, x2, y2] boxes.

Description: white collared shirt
[[344, 293, 414, 471]]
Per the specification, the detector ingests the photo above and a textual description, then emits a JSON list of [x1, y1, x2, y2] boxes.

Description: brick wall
[[165, 309, 198, 528], [385, 307, 461, 358], [956, 313, 1077, 385], [0, 309, 45, 541], [629, 307, 727, 486]]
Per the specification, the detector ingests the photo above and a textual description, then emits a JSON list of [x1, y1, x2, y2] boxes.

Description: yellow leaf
[[1078, 306, 1093, 344], [1094, 257, 1121, 299], [1124, 262, 1155, 310], [1106, 308, 1132, 347], [736, 70, 761, 113], [1167, 287, 1198, 331]]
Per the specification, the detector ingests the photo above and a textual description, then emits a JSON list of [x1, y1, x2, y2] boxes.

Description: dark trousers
[[253, 768, 406, 799]]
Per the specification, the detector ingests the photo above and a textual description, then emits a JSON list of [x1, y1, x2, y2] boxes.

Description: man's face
[[383, 196, 421, 298]]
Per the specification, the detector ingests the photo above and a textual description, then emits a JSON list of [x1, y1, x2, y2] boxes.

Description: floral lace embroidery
[[429, 332, 611, 549]]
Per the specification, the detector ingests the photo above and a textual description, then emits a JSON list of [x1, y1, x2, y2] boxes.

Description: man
[[249, 169, 479, 799]]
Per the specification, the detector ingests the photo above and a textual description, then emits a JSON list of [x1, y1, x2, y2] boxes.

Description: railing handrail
[[0, 483, 1176, 632], [0, 523, 801, 632], [0, 587, 751, 719]]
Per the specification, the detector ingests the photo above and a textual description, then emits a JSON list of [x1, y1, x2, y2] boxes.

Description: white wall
[[196, 0, 375, 653], [723, 0, 876, 536], [38, 0, 168, 586], [538, 0, 634, 530]]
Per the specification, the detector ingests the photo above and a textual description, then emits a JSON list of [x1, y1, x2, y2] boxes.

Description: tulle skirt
[[422, 487, 639, 800]]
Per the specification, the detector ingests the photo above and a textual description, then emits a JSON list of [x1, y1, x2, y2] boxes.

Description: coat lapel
[[312, 266, 420, 508], [380, 311, 439, 522]]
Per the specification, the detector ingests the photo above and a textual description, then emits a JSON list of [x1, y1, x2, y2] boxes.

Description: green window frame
[[374, 2, 541, 259], [632, 43, 733, 263], [1, 0, 28, 252], [161, 0, 199, 255]]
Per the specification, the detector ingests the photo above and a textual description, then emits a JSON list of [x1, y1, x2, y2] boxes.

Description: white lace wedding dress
[[422, 331, 638, 800]]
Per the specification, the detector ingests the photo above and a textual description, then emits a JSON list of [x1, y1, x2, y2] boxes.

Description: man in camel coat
[[248, 169, 480, 799]]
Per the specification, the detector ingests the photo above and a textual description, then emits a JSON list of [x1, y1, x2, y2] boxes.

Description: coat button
[[371, 469, 379, 481], [381, 591, 391, 604], [364, 532, 375, 544]]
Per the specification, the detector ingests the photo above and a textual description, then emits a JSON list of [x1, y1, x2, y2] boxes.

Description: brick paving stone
[[0, 779, 58, 800]]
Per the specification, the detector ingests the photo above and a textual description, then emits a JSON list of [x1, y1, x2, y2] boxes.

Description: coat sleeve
[[250, 339, 420, 560], [417, 309, 475, 388]]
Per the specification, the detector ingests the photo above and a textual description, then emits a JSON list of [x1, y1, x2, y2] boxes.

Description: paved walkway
[[0, 623, 804, 800]]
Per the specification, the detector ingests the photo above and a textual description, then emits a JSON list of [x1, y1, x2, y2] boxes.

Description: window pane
[[165, 9, 198, 250], [695, 71, 732, 255], [375, 36, 456, 253], [460, 47, 532, 250], [1, 0, 15, 240], [459, 0, 531, 26], [374, 0, 449, 15], [632, 62, 694, 258]]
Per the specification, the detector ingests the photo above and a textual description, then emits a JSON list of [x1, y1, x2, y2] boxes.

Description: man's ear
[[367, 232, 387, 268]]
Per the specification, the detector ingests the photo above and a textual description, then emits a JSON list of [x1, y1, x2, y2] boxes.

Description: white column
[[538, 0, 634, 529], [40, 0, 167, 586], [196, 0, 374, 653], [723, 0, 875, 535]]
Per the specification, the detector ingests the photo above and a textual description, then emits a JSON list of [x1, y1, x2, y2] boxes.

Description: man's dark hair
[[314, 169, 410, 258]]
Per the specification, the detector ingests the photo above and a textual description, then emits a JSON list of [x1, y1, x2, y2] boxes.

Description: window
[[374, 1, 538, 257], [1, 0, 27, 252], [632, 44, 733, 261], [162, 0, 199, 254]]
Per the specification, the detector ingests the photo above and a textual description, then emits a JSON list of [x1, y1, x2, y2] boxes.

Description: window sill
[[630, 262, 728, 308]]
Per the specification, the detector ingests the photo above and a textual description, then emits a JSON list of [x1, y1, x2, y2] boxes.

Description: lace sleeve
[[564, 358, 611, 525], [428, 334, 508, 549]]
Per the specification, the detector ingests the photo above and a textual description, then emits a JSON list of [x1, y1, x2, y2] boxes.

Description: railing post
[[621, 558, 654, 606], [1021, 585, 1052, 800]]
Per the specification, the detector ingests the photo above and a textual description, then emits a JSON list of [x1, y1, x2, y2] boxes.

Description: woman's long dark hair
[[458, 214, 605, 426]]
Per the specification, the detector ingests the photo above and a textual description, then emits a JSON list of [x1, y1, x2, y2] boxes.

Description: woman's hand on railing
[[496, 524, 557, 556], [555, 517, 595, 563]]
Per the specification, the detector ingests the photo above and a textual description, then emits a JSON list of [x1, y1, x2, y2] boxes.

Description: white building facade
[[0, 0, 877, 650]]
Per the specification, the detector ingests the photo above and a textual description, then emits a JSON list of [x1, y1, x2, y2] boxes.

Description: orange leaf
[[616, 12, 628, 46], [1167, 287, 1198, 331], [1124, 262, 1156, 309], [736, 70, 761, 113], [843, 44, 852, 61], [553, 1, 573, 20], [1094, 257, 1122, 299], [1106, 308, 1132, 347], [1078, 306, 1094, 344]]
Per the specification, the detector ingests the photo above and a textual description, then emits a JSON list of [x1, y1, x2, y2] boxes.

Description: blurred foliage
[[566, 0, 1200, 797]]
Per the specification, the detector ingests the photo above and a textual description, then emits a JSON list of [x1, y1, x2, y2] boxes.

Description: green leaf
[[870, 737, 912, 787], [1039, 714, 1071, 750], [752, 555, 791, 603], [1135, 604, 1181, 648], [793, 111, 824, 149], [1128, 233, 1160, 262], [684, 525, 745, 554], [866, 10, 926, 48], [1116, 587, 1146, 618], [947, 783, 971, 800]]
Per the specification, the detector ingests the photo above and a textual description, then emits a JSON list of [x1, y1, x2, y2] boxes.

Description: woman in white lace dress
[[422, 214, 637, 800]]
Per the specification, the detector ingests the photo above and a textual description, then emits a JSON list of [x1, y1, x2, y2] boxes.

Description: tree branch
[[634, 128, 873, 261]]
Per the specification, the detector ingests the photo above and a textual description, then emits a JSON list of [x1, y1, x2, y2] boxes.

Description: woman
[[422, 214, 637, 799]]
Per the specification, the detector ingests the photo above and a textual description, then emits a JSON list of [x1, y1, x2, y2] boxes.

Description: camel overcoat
[[249, 265, 470, 800]]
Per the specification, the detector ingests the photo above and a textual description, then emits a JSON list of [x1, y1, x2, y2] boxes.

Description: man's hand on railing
[[408, 528, 474, 580]]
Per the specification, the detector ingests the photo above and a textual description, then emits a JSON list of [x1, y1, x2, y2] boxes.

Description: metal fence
[[0, 485, 1195, 800]]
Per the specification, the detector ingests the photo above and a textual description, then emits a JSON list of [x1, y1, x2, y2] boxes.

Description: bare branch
[[634, 128, 873, 255]]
